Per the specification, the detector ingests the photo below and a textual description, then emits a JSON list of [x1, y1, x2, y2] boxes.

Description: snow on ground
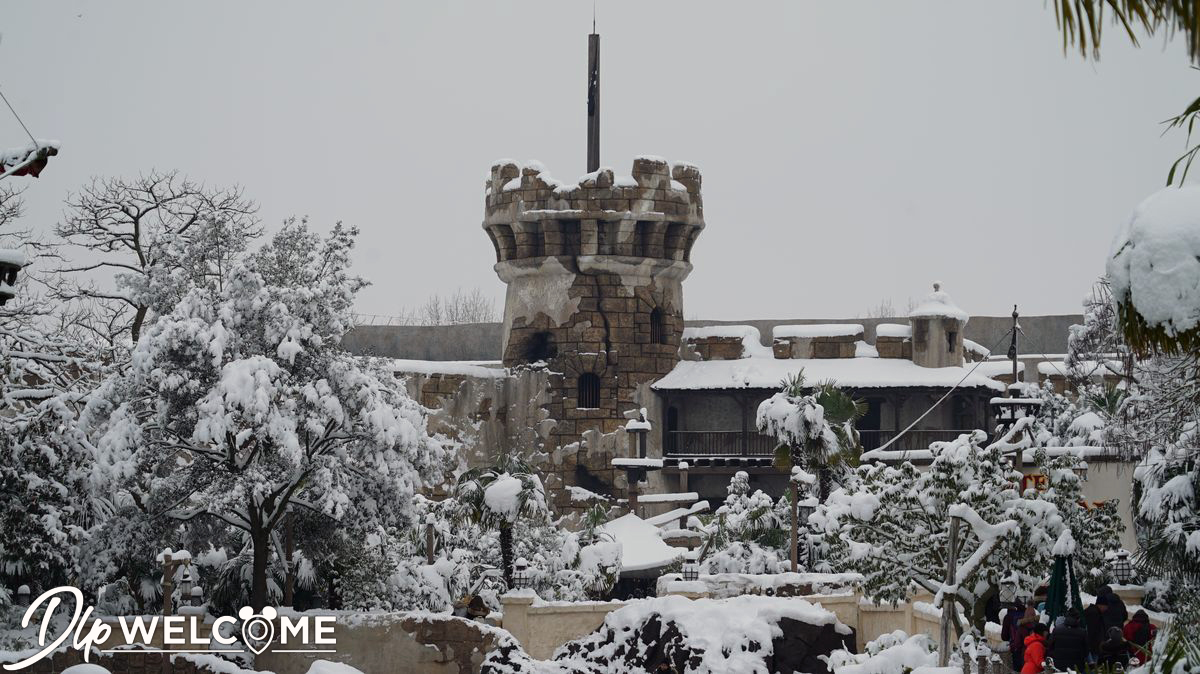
[[826, 631, 940, 674], [598, 513, 682, 572], [1108, 185, 1200, 335]]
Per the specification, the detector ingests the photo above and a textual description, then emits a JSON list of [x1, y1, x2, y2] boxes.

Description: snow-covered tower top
[[908, 282, 968, 368], [483, 156, 704, 266]]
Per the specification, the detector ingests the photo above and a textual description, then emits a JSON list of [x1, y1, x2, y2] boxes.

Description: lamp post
[[1110, 550, 1135, 585], [0, 249, 24, 306], [512, 558, 530, 590], [1072, 460, 1089, 482], [797, 497, 817, 571]]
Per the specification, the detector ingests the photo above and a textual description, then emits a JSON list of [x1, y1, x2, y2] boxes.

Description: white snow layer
[[598, 513, 683, 572], [773, 323, 865, 339], [390, 359, 507, 378], [306, 662, 365, 674], [0, 248, 26, 266], [1107, 186, 1200, 335], [875, 323, 912, 338], [908, 284, 969, 323], [654, 356, 1004, 391]]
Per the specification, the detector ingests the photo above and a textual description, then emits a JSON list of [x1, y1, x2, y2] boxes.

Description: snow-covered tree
[[1031, 448, 1124, 592], [54, 171, 259, 344], [812, 427, 1066, 634], [757, 373, 864, 502], [86, 220, 447, 608], [456, 454, 548, 588], [1105, 187, 1200, 647]]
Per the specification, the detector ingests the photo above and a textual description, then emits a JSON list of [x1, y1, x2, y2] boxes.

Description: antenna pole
[[587, 31, 600, 173]]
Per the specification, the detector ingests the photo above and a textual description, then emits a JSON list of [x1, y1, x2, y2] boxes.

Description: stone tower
[[483, 156, 705, 453], [909, 283, 968, 368]]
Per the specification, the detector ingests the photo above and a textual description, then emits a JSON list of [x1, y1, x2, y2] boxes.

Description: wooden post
[[161, 553, 175, 617], [587, 33, 600, 172], [789, 481, 799, 573], [283, 507, 296, 606], [939, 516, 961, 667], [425, 516, 436, 565]]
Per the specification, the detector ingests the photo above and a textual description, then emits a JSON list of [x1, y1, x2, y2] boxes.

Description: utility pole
[[587, 30, 600, 172], [938, 516, 961, 667], [1007, 305, 1019, 396]]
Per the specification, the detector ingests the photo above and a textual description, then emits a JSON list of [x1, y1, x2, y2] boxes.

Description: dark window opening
[[650, 307, 668, 345], [578, 372, 601, 408], [560, 220, 581, 257], [524, 331, 556, 362], [947, 330, 958, 354]]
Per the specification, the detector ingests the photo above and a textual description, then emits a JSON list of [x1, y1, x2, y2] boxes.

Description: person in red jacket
[[1123, 610, 1157, 661], [1021, 623, 1049, 674]]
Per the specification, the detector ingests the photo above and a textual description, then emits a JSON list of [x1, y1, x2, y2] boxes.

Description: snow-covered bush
[[697, 472, 788, 574], [824, 630, 939, 674]]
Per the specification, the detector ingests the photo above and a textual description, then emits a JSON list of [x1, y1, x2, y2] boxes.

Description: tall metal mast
[[587, 29, 600, 172]]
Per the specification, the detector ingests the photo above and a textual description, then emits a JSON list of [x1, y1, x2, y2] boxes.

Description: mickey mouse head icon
[[238, 606, 277, 654]]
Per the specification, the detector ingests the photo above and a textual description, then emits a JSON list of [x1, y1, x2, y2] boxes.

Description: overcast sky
[[2, 1, 1195, 321]]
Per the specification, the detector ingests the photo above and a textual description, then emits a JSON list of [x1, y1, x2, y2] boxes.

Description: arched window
[[523, 331, 556, 362], [650, 308, 667, 345], [577, 372, 601, 409]]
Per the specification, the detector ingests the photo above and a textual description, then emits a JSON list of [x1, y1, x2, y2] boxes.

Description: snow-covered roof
[[389, 359, 507, 378], [0, 248, 26, 267], [653, 356, 1005, 392], [908, 283, 969, 323], [1108, 186, 1200, 336], [772, 323, 864, 339], [598, 513, 682, 572]]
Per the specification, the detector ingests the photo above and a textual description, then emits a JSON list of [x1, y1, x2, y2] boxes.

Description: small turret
[[908, 282, 968, 368]]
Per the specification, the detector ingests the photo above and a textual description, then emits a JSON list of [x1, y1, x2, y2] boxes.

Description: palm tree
[[455, 454, 548, 588], [759, 372, 865, 502]]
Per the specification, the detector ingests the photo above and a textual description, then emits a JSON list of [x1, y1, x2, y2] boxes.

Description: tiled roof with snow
[[653, 355, 1005, 391]]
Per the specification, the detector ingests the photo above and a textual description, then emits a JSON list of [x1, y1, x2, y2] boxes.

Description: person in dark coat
[[1097, 586, 1128, 631], [1047, 608, 1089, 673], [1003, 599, 1038, 672], [1082, 601, 1105, 661], [1099, 626, 1130, 669]]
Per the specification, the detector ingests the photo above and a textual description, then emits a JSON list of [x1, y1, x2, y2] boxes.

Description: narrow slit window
[[947, 330, 957, 354], [578, 372, 601, 408]]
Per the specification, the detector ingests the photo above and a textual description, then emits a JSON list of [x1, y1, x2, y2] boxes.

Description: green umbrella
[[1045, 553, 1083, 625]]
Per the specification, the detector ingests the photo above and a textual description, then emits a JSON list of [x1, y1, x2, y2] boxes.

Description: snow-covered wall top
[[773, 323, 864, 339], [1108, 186, 1200, 337], [875, 323, 912, 338]]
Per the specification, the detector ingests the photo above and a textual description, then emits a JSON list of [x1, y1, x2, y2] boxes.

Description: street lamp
[[1109, 550, 1135, 585], [512, 557, 531, 590], [1072, 460, 1089, 482], [0, 249, 24, 306], [682, 553, 699, 582]]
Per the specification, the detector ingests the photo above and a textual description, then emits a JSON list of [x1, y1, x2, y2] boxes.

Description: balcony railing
[[663, 429, 980, 457], [665, 430, 777, 457], [858, 429, 978, 452]]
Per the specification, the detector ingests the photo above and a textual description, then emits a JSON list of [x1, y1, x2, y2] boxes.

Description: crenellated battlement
[[483, 157, 705, 265]]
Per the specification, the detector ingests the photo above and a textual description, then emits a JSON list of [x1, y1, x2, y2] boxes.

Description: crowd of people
[[1001, 587, 1158, 672]]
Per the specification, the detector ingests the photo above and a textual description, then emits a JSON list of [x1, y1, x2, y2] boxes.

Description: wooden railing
[[858, 429, 978, 451], [665, 430, 777, 457]]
